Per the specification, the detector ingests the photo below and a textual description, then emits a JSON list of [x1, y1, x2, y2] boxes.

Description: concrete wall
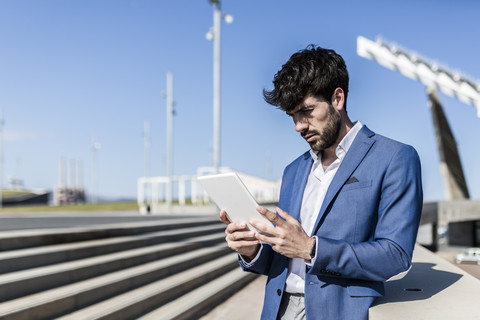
[[420, 200, 480, 250], [370, 244, 480, 319], [448, 220, 478, 247]]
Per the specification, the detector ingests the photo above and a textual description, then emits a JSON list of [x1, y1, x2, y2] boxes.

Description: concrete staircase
[[0, 216, 257, 319]]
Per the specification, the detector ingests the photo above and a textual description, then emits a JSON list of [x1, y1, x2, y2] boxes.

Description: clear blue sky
[[0, 0, 479, 201]]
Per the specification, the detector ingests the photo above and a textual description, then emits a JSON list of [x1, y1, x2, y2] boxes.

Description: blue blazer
[[240, 126, 423, 320]]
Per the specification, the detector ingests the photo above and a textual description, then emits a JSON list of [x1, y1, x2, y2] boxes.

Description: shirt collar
[[309, 121, 363, 162]]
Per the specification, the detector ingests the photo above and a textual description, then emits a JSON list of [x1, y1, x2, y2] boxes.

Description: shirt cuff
[[305, 236, 318, 266], [239, 244, 263, 266]]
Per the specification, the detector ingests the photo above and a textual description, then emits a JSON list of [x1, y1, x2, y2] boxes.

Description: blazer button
[[277, 289, 282, 296]]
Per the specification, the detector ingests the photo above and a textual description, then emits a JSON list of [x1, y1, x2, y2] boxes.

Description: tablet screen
[[198, 172, 270, 229]]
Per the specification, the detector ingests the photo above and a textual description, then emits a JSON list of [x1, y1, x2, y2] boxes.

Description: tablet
[[198, 172, 270, 230]]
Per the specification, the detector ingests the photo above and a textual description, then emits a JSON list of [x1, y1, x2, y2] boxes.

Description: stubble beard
[[309, 104, 341, 152]]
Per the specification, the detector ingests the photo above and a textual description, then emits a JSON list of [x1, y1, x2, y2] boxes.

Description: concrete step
[[56, 253, 240, 320], [0, 244, 231, 319], [0, 216, 219, 251], [139, 266, 258, 320], [0, 215, 257, 320], [0, 223, 225, 274], [0, 232, 226, 302]]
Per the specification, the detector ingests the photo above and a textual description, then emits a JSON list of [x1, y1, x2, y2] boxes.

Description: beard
[[305, 103, 341, 151]]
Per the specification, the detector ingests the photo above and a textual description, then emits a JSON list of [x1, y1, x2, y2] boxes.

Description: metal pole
[[213, 1, 221, 173], [144, 120, 150, 178], [59, 156, 65, 189], [0, 109, 3, 210], [92, 147, 97, 204], [166, 72, 174, 211], [69, 158, 75, 190], [91, 137, 101, 204]]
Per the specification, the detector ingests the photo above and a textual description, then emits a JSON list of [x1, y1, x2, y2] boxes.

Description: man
[[219, 45, 423, 320]]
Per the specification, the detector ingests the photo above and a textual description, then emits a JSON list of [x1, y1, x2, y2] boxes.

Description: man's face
[[287, 96, 341, 151]]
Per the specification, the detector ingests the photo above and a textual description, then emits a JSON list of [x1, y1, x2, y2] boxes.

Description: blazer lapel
[[289, 152, 312, 220], [311, 126, 376, 235]]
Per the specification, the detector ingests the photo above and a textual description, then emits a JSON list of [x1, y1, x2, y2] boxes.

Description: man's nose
[[295, 118, 308, 132]]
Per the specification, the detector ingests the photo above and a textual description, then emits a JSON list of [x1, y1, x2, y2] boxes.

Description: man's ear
[[331, 87, 345, 110]]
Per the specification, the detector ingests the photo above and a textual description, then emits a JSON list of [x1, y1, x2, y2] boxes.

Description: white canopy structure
[[357, 35, 476, 200], [357, 36, 480, 117]]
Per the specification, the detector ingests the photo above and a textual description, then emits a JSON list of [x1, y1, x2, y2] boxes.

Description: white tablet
[[198, 172, 270, 230]]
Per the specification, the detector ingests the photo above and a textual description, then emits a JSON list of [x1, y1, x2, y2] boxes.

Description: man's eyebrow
[[286, 105, 306, 117], [286, 107, 298, 116], [297, 105, 313, 113]]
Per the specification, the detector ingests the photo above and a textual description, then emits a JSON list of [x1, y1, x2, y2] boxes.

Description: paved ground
[[0, 211, 216, 231], [201, 275, 266, 320], [436, 245, 480, 280]]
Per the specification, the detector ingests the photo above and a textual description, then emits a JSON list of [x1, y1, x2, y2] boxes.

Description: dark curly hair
[[263, 45, 349, 112]]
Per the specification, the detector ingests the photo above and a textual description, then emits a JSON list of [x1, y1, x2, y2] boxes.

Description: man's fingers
[[225, 228, 260, 256], [225, 221, 250, 235], [219, 210, 231, 225], [250, 219, 277, 236], [256, 206, 283, 225], [275, 207, 295, 224], [254, 230, 276, 244], [227, 229, 256, 241], [228, 240, 260, 254]]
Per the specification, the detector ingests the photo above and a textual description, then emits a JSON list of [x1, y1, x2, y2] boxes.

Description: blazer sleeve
[[309, 144, 423, 282], [238, 243, 275, 275], [238, 157, 302, 275]]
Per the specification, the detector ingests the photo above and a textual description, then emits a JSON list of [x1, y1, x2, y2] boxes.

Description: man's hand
[[219, 210, 260, 260], [251, 206, 315, 260]]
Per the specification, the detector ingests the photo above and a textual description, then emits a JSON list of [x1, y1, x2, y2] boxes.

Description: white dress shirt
[[285, 121, 363, 293]]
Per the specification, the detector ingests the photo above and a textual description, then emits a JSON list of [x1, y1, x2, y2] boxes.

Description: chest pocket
[[341, 179, 372, 192]]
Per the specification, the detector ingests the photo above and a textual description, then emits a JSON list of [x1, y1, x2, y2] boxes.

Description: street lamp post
[[91, 137, 101, 204], [0, 109, 3, 210], [165, 72, 174, 211], [143, 120, 150, 179], [207, 0, 233, 173]]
